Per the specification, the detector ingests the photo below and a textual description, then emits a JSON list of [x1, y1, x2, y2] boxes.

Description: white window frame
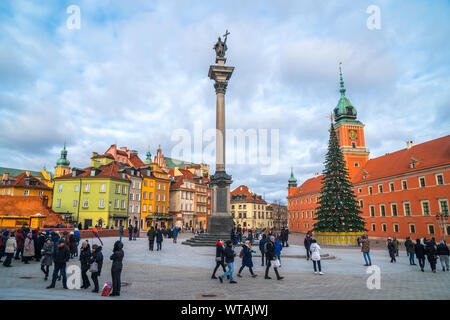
[[419, 176, 426, 188], [380, 204, 386, 217], [58, 184, 63, 193], [403, 202, 411, 216], [402, 180, 407, 190], [435, 173, 444, 185], [99, 198, 105, 208], [421, 200, 430, 216], [83, 199, 89, 208], [84, 183, 90, 193], [57, 199, 61, 208], [409, 223, 416, 234], [427, 224, 435, 235], [100, 184, 106, 193], [391, 203, 398, 217], [438, 199, 448, 214]]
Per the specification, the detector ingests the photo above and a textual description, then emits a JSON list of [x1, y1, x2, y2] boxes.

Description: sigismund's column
[[208, 32, 235, 235]]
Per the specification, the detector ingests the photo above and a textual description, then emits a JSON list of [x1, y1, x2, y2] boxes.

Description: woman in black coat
[[90, 244, 103, 293], [424, 240, 437, 273], [237, 241, 257, 278], [211, 240, 226, 279], [156, 229, 163, 251], [415, 239, 426, 272], [110, 240, 124, 297], [79, 241, 91, 289]]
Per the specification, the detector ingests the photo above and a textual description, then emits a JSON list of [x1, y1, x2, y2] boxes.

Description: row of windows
[[290, 210, 315, 220], [55, 198, 126, 209], [231, 204, 266, 210], [1, 189, 44, 196], [370, 222, 449, 236], [362, 173, 445, 195], [367, 199, 448, 217], [141, 204, 166, 213], [288, 195, 318, 207], [57, 183, 128, 195], [231, 212, 273, 219]]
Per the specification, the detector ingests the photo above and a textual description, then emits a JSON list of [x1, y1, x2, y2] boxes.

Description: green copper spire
[[56, 142, 70, 167], [145, 150, 152, 163], [333, 62, 358, 124], [288, 166, 297, 188]]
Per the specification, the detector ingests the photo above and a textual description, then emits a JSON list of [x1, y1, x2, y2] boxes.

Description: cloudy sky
[[1, 0, 449, 203]]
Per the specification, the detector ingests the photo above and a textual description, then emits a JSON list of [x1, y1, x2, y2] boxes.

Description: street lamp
[[435, 213, 449, 242]]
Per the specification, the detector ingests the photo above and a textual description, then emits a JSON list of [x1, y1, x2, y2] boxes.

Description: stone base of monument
[[315, 232, 364, 246], [182, 216, 234, 247]]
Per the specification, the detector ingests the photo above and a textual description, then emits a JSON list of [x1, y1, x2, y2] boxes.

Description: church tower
[[333, 63, 369, 179], [54, 142, 70, 178], [288, 167, 298, 196]]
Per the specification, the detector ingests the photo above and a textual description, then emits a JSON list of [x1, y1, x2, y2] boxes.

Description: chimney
[[406, 141, 414, 150]]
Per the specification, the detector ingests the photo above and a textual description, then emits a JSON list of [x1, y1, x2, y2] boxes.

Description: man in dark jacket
[[304, 232, 312, 260], [156, 228, 163, 251], [218, 240, 237, 284], [387, 238, 396, 263], [79, 241, 91, 289], [14, 228, 24, 260], [110, 240, 124, 296], [211, 240, 226, 279], [147, 227, 156, 251], [424, 239, 437, 273], [90, 244, 103, 293], [265, 236, 283, 280], [415, 239, 426, 272], [128, 225, 133, 241], [133, 225, 138, 241], [259, 234, 268, 266], [47, 239, 70, 289], [436, 241, 449, 272], [405, 237, 416, 265]]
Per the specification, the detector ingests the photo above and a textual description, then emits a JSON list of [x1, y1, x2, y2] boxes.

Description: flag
[[92, 227, 103, 246]]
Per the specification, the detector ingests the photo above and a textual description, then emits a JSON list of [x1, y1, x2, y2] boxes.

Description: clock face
[[349, 130, 357, 140]]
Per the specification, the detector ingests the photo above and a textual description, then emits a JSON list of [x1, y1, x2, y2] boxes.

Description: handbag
[[89, 261, 98, 273], [271, 259, 281, 268]]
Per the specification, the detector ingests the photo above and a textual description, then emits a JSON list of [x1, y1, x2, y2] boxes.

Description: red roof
[[231, 185, 267, 204], [353, 135, 450, 184], [55, 162, 128, 180], [0, 172, 51, 190], [129, 154, 146, 168], [288, 175, 323, 198]]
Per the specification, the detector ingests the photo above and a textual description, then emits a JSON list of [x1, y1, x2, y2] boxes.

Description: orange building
[[287, 66, 450, 241], [1, 171, 53, 204]]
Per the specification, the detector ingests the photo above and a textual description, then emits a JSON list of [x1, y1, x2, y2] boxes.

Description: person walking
[[147, 226, 156, 251], [133, 225, 138, 241], [172, 227, 179, 243], [69, 232, 77, 259], [393, 237, 400, 257], [89, 244, 103, 293], [14, 228, 24, 260], [387, 238, 396, 263], [218, 240, 237, 284], [274, 237, 282, 267], [40, 238, 53, 280], [3, 232, 16, 267], [310, 239, 324, 275], [211, 240, 227, 279], [415, 239, 426, 272], [360, 234, 372, 266], [0, 229, 7, 262], [436, 240, 449, 272], [79, 241, 91, 289], [259, 234, 268, 266], [74, 228, 81, 254], [304, 232, 312, 261], [237, 241, 257, 278], [264, 236, 283, 280], [110, 240, 124, 297], [405, 237, 416, 265], [119, 225, 124, 242], [156, 228, 163, 251], [247, 231, 253, 245], [35, 231, 46, 262], [23, 233, 35, 264], [47, 239, 70, 289], [424, 239, 438, 273], [128, 225, 133, 241]]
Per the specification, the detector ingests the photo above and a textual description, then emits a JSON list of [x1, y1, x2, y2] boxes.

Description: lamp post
[[435, 212, 449, 242]]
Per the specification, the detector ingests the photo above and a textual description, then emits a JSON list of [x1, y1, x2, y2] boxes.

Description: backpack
[[239, 248, 244, 258], [264, 242, 269, 253]]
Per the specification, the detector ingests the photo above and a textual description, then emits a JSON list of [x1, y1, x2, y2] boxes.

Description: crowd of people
[[358, 234, 449, 273]]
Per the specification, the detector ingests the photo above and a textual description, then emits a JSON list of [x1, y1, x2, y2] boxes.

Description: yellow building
[[0, 171, 53, 204], [230, 185, 273, 230], [140, 152, 171, 230]]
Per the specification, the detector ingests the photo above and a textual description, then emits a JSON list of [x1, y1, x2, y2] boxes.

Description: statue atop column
[[213, 30, 230, 58]]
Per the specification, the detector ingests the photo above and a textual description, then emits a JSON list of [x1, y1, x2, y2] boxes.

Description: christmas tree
[[313, 123, 367, 232]]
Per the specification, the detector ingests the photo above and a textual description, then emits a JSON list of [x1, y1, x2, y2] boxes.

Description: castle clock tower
[[333, 63, 369, 178]]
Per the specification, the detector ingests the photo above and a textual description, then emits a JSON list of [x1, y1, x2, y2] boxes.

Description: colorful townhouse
[[52, 162, 130, 229], [0, 171, 53, 203]]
